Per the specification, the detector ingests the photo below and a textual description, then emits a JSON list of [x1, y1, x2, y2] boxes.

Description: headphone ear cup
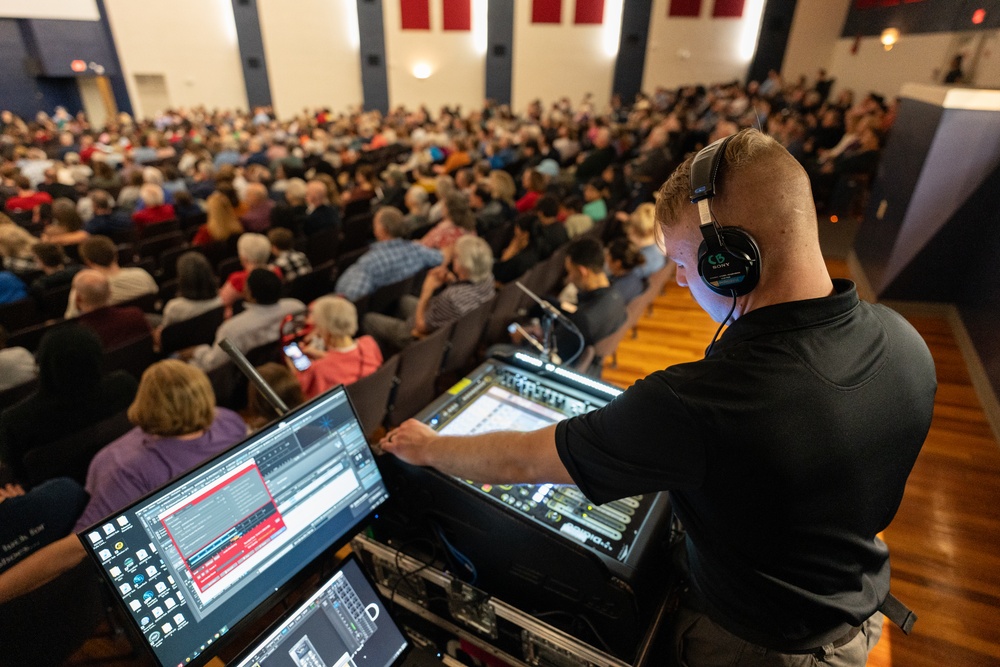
[[697, 227, 761, 297]]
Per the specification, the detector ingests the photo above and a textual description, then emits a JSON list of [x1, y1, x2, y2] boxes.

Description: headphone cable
[[705, 293, 738, 357]]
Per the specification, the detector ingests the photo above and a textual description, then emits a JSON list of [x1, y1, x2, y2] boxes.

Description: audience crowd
[[0, 70, 893, 623]]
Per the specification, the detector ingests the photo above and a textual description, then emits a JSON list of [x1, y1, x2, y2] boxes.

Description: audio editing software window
[[80, 387, 389, 667], [437, 385, 565, 436]]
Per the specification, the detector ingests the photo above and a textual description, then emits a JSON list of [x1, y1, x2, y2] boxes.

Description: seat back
[[388, 324, 451, 426], [0, 561, 106, 667], [36, 284, 72, 321], [345, 354, 400, 438], [136, 230, 185, 261], [0, 298, 39, 333], [216, 256, 243, 282], [21, 410, 134, 487], [304, 227, 341, 266], [136, 217, 180, 239], [103, 333, 156, 380], [159, 306, 226, 356], [0, 378, 37, 413], [284, 260, 335, 304], [440, 297, 493, 375], [483, 279, 530, 346], [367, 275, 414, 316]]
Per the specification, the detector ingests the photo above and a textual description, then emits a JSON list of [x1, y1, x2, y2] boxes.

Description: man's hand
[[0, 483, 25, 504], [378, 419, 438, 466]]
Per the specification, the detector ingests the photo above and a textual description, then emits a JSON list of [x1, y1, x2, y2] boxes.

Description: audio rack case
[[351, 534, 671, 667]]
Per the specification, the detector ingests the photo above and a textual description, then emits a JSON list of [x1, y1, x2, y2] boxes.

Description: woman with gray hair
[[290, 296, 383, 399], [218, 232, 280, 308]]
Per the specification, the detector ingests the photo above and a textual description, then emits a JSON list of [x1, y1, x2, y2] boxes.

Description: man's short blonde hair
[[311, 295, 359, 338], [128, 360, 217, 436], [655, 129, 784, 228]]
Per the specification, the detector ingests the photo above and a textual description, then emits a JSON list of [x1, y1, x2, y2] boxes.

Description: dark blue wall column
[[485, 0, 514, 106], [231, 0, 273, 109], [612, 0, 652, 104], [747, 0, 797, 85], [95, 0, 133, 116], [356, 0, 390, 113]]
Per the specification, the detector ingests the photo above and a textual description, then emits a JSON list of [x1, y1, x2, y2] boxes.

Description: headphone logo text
[[708, 253, 727, 265]]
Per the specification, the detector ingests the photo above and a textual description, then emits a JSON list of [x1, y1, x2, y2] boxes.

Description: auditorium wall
[[256, 0, 363, 118], [511, 0, 621, 111], [103, 0, 246, 119], [641, 0, 765, 91], [382, 0, 487, 113]]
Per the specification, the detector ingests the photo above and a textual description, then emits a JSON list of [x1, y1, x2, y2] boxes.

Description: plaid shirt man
[[334, 239, 442, 301]]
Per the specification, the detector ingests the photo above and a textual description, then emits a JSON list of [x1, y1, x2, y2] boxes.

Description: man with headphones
[[381, 129, 937, 666]]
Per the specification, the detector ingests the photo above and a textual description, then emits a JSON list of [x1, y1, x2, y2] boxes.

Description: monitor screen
[[79, 387, 389, 667], [232, 556, 410, 667]]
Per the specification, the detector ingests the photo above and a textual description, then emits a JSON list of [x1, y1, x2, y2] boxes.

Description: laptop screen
[[79, 386, 390, 667], [232, 556, 410, 667]]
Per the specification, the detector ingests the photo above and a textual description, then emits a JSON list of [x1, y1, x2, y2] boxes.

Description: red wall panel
[[574, 0, 605, 24], [532, 0, 562, 23], [443, 0, 471, 30], [401, 0, 431, 30]]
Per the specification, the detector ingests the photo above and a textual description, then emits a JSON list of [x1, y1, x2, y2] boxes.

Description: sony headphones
[[688, 135, 761, 297]]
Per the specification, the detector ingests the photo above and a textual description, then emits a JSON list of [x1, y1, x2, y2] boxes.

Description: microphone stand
[[514, 281, 586, 367]]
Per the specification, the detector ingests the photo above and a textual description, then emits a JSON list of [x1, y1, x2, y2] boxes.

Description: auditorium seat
[[103, 332, 156, 380], [283, 260, 335, 304], [159, 305, 226, 356], [0, 297, 39, 333], [387, 324, 451, 426], [20, 410, 133, 487], [345, 353, 400, 438], [303, 227, 341, 266], [136, 217, 180, 240], [0, 378, 37, 413], [439, 297, 493, 378]]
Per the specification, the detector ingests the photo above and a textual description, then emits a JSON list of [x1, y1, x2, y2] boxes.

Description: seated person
[[535, 195, 568, 259], [64, 235, 157, 318], [0, 325, 36, 392], [73, 360, 248, 531], [364, 236, 495, 353], [0, 219, 39, 276], [334, 207, 443, 302], [303, 179, 341, 236], [239, 182, 274, 233], [268, 227, 311, 281], [292, 296, 382, 399], [270, 178, 308, 234], [625, 202, 666, 279], [0, 325, 138, 483], [28, 243, 81, 299], [0, 271, 26, 305], [130, 183, 175, 228], [419, 192, 477, 257], [493, 214, 543, 284], [503, 237, 626, 364], [71, 269, 151, 349], [219, 232, 282, 308], [0, 479, 88, 575], [189, 269, 305, 371], [82, 189, 133, 237], [606, 237, 647, 304], [242, 362, 306, 431], [171, 190, 203, 222], [582, 178, 609, 223], [191, 191, 244, 247], [160, 252, 223, 329], [40, 198, 89, 246]]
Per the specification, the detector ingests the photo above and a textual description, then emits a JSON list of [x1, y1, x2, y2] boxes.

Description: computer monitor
[[231, 555, 413, 667], [79, 386, 389, 667]]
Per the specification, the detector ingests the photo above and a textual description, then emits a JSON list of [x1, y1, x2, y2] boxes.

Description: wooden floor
[[603, 259, 1000, 667]]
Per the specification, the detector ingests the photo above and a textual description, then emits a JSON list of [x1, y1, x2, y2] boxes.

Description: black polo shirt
[[555, 280, 936, 649]]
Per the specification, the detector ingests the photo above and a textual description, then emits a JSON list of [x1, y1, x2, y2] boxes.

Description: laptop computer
[[230, 554, 442, 667]]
